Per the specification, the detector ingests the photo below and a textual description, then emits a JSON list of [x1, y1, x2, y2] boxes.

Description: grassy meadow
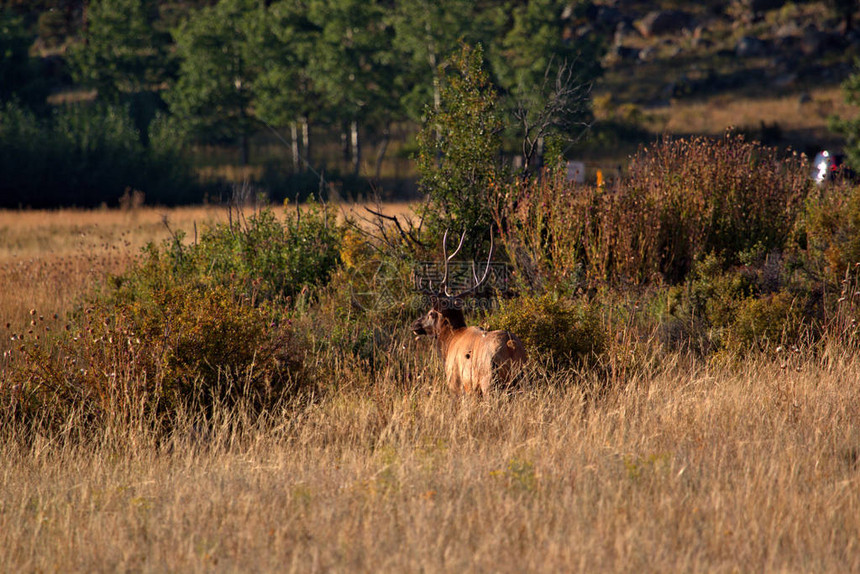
[[0, 203, 414, 350], [3, 136, 860, 572], [3, 354, 860, 572]]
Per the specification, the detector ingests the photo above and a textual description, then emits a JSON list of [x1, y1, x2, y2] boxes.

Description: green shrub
[[723, 291, 805, 354], [800, 181, 860, 283], [111, 204, 341, 307], [662, 251, 811, 356], [193, 204, 342, 303], [1, 205, 341, 431], [489, 294, 606, 368], [682, 254, 761, 328]]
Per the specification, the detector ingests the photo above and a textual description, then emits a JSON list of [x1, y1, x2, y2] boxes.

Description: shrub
[[800, 180, 860, 284], [489, 294, 606, 368], [723, 291, 805, 354], [495, 133, 810, 288], [626, 134, 809, 282], [192, 204, 342, 303], [2, 286, 303, 431], [1, 204, 341, 431], [662, 252, 811, 356], [110, 203, 342, 307]]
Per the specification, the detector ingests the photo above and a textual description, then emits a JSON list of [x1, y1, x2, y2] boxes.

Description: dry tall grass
[[0, 207, 227, 351], [0, 203, 412, 354], [1, 208, 859, 572], [2, 352, 859, 572]]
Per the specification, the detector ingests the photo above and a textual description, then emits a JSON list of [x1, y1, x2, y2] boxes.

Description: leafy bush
[[489, 294, 606, 368], [111, 203, 341, 308], [495, 134, 810, 287], [192, 204, 342, 303], [800, 181, 860, 283], [2, 205, 341, 431], [723, 291, 806, 354], [662, 252, 810, 355]]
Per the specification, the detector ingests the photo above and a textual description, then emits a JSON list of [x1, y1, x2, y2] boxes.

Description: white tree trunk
[[290, 122, 300, 171], [350, 120, 360, 176]]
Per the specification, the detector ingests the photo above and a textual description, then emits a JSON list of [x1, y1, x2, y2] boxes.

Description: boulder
[[635, 10, 693, 37], [802, 26, 826, 55], [735, 35, 768, 57], [740, 0, 787, 15]]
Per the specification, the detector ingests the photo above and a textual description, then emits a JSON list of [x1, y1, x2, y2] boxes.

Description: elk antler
[[452, 228, 494, 298], [415, 228, 494, 298], [412, 228, 465, 296], [440, 228, 467, 297]]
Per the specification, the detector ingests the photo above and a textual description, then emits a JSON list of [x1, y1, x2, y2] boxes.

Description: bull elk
[[411, 229, 527, 395]]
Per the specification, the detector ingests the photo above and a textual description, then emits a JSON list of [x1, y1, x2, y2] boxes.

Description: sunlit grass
[[0, 207, 228, 352], [1, 205, 859, 572], [2, 352, 859, 572]]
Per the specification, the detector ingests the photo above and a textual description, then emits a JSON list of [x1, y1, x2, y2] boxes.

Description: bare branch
[[514, 58, 594, 174], [363, 206, 426, 249]]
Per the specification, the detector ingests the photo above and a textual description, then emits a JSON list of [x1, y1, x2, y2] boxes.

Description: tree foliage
[[390, 0, 501, 121], [249, 1, 321, 128], [417, 44, 502, 238], [1, 0, 606, 205], [69, 0, 172, 102], [833, 65, 860, 171], [492, 0, 602, 172], [166, 0, 261, 163], [0, 9, 44, 106]]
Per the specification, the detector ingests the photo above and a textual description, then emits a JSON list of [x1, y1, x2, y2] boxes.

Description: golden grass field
[[652, 86, 856, 147], [2, 207, 860, 572], [0, 203, 415, 353]]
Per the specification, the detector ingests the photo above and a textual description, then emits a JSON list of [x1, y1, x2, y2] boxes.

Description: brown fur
[[411, 299, 527, 396]]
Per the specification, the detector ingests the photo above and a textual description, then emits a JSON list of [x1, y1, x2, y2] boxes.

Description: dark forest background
[[1, 0, 859, 207]]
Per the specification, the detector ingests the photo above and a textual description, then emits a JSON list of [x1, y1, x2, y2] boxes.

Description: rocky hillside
[[581, 0, 859, 160]]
